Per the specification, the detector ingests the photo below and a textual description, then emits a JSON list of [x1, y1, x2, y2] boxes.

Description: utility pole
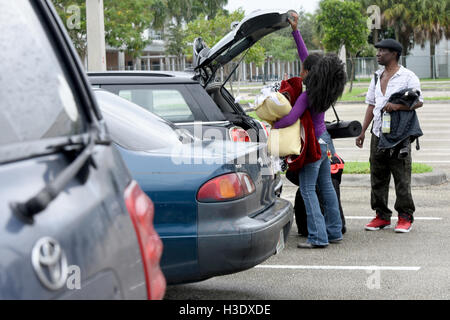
[[339, 0, 347, 73], [339, 43, 347, 73], [86, 0, 107, 71]]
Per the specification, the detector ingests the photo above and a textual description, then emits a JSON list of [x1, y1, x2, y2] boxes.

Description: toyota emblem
[[31, 237, 68, 291]]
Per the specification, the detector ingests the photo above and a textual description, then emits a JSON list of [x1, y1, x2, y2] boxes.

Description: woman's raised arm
[[288, 12, 309, 62]]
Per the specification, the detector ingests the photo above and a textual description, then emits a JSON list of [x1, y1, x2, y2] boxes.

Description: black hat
[[375, 39, 403, 54]]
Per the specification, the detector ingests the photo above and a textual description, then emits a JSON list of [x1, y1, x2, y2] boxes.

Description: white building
[[105, 29, 187, 71], [407, 37, 450, 78]]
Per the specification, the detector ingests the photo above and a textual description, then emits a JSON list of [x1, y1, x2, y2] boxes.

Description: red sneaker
[[365, 215, 391, 231], [394, 216, 413, 233]]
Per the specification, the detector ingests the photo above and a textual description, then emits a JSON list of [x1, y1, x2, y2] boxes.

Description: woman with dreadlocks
[[274, 12, 347, 248]]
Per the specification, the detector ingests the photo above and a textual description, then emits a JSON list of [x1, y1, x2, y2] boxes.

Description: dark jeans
[[370, 134, 415, 221]]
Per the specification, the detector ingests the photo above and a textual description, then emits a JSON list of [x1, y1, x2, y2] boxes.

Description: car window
[[94, 90, 193, 151], [118, 89, 195, 123], [0, 1, 85, 147]]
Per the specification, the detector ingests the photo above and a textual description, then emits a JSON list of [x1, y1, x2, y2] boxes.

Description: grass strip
[[343, 161, 433, 174]]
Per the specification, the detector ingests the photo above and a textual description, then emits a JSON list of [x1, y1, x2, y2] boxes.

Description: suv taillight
[[197, 173, 256, 202], [254, 119, 270, 139], [229, 127, 251, 142], [124, 180, 166, 300], [260, 122, 270, 138]]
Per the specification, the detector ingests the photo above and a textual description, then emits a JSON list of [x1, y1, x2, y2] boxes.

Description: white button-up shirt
[[365, 65, 423, 137]]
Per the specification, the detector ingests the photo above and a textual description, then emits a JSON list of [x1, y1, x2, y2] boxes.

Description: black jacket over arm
[[378, 88, 423, 156]]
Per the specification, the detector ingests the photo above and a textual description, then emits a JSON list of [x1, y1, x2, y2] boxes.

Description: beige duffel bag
[[255, 92, 301, 157]]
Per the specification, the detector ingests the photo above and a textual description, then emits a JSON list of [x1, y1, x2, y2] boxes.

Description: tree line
[[52, 0, 228, 62], [53, 0, 449, 83]]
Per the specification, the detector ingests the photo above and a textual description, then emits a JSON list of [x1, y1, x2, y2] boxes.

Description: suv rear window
[[0, 2, 85, 146], [118, 88, 195, 123], [94, 90, 193, 151]]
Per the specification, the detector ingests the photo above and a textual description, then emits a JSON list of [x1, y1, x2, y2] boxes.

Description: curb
[[281, 170, 448, 188]]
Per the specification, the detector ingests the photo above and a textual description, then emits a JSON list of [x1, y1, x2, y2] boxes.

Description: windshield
[[94, 90, 194, 151], [0, 1, 85, 147]]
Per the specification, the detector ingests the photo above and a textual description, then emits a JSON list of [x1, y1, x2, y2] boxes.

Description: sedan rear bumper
[[196, 197, 293, 281]]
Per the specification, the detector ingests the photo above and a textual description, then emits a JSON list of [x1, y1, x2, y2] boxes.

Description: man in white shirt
[[355, 39, 424, 233]]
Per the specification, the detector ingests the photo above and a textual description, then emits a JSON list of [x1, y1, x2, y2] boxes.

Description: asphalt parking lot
[[165, 181, 450, 300], [165, 101, 450, 300]]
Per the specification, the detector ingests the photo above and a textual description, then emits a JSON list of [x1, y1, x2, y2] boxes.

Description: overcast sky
[[224, 0, 321, 15]]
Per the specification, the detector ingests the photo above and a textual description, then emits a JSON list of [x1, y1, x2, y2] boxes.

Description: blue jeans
[[298, 131, 342, 245]]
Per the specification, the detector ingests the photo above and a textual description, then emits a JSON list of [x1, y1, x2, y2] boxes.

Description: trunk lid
[[193, 9, 293, 86]]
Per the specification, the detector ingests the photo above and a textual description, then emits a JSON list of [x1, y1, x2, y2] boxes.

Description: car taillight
[[197, 173, 256, 202], [124, 180, 166, 300], [229, 127, 251, 142]]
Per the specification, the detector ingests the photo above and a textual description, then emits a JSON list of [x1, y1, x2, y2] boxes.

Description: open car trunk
[[205, 81, 263, 141], [193, 10, 294, 142], [193, 10, 293, 87]]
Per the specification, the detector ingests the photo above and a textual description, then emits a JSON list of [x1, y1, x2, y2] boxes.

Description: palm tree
[[201, 0, 229, 20], [353, 0, 415, 67], [382, 0, 415, 65], [410, 0, 448, 79]]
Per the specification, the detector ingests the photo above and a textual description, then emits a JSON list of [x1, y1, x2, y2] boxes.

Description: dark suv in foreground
[[0, 1, 165, 299]]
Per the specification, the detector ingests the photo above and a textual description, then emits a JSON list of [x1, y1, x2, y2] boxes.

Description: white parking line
[[255, 265, 421, 271], [345, 216, 442, 220]]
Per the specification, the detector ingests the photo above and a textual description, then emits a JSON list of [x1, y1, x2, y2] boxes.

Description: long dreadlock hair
[[303, 53, 347, 114]]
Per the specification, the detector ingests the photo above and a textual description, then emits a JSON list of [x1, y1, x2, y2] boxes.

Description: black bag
[[325, 103, 362, 139], [326, 120, 362, 139]]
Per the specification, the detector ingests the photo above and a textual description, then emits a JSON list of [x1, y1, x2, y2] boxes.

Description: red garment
[[279, 77, 303, 105], [286, 109, 321, 171]]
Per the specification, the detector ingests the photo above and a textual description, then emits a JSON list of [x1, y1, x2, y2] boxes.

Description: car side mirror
[[230, 21, 239, 30]]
